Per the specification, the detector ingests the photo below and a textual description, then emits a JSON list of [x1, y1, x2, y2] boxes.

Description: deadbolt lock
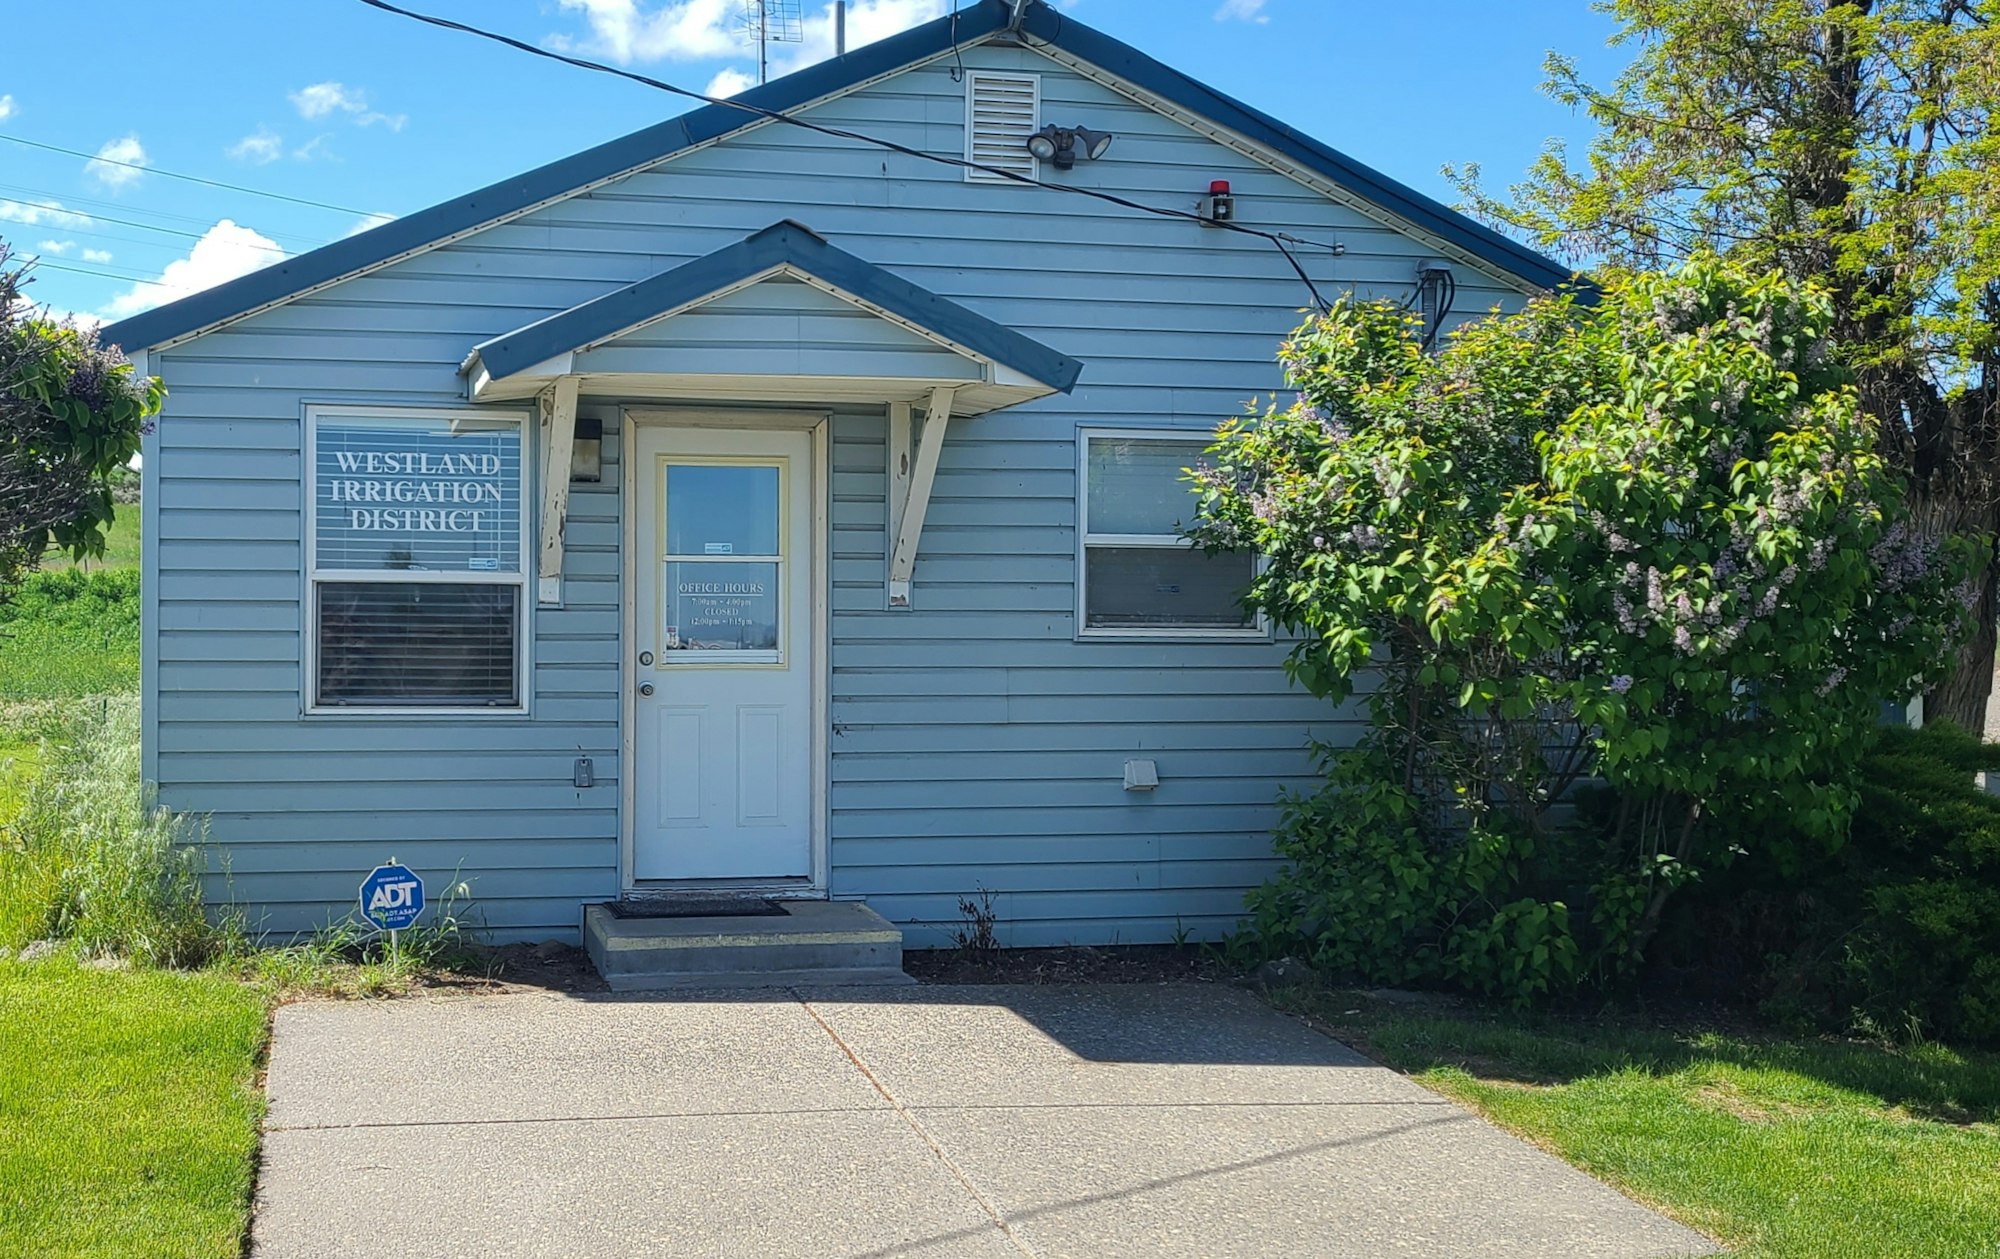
[[638, 651, 654, 666]]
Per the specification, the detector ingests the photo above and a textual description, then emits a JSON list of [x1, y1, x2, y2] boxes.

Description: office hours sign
[[313, 412, 523, 573]]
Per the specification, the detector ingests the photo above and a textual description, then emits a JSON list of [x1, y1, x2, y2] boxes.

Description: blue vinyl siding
[[147, 41, 1524, 945]]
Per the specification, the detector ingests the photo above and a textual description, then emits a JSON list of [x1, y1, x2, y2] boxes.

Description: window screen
[[308, 409, 528, 710], [1079, 432, 1257, 636]]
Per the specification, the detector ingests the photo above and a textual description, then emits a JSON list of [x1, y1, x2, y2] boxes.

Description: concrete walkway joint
[[252, 983, 1718, 1259]]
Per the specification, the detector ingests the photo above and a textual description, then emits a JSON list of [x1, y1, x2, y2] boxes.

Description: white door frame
[[620, 407, 831, 895]]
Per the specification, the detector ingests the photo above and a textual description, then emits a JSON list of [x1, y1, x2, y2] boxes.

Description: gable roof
[[100, 0, 1578, 354], [464, 220, 1082, 395]]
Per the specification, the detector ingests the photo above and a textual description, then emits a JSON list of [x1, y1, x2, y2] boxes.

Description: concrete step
[[583, 898, 913, 991]]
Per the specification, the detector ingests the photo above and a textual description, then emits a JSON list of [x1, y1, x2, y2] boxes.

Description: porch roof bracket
[[887, 385, 956, 610], [537, 375, 580, 606]]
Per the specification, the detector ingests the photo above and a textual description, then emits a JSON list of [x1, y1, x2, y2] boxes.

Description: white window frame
[[303, 404, 533, 716], [963, 69, 1040, 184], [1075, 426, 1269, 642]]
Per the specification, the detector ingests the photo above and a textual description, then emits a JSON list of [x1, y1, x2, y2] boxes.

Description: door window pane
[[314, 415, 522, 573], [316, 582, 520, 706], [1086, 437, 1204, 536], [663, 561, 780, 652], [1083, 547, 1255, 629], [665, 463, 780, 557]]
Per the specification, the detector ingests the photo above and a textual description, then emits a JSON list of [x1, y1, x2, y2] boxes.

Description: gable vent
[[964, 70, 1040, 183]]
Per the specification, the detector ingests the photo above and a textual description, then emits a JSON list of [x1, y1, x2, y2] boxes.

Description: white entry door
[[632, 424, 814, 882]]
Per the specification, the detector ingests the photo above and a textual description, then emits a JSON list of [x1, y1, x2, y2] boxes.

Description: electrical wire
[[0, 133, 394, 221], [352, 0, 1336, 311], [0, 183, 330, 248], [21, 257, 167, 284]]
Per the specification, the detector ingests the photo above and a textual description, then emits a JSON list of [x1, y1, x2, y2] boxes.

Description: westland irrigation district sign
[[359, 863, 425, 932]]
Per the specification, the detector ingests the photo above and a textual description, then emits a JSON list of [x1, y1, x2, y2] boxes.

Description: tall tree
[[1454, 0, 2000, 729], [0, 244, 162, 603]]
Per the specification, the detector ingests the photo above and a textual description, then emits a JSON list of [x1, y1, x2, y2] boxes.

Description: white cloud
[[293, 134, 335, 162], [100, 219, 285, 320], [37, 240, 75, 255], [289, 81, 405, 131], [0, 198, 91, 229], [82, 248, 113, 264], [290, 81, 363, 119], [554, 0, 945, 68], [551, 0, 742, 63], [1214, 0, 1269, 21], [0, 94, 15, 123], [704, 66, 757, 98], [87, 135, 148, 189], [228, 128, 284, 165]]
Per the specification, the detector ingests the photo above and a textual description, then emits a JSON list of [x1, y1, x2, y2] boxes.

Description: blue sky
[[1, 1, 1626, 327]]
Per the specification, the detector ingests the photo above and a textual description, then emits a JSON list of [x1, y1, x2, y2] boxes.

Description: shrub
[[0, 697, 227, 966], [1660, 721, 2000, 1043], [1198, 259, 1973, 1001]]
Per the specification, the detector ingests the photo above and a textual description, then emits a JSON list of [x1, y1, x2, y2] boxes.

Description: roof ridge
[[101, 0, 1576, 353]]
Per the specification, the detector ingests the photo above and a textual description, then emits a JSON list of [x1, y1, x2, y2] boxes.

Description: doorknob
[[639, 682, 655, 696]]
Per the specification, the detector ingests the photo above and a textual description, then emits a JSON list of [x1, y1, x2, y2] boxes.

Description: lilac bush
[[1197, 260, 1975, 992]]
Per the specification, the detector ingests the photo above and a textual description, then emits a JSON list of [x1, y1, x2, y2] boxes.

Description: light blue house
[[103, 0, 1569, 949]]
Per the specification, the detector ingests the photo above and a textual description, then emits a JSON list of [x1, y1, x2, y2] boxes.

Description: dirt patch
[[903, 943, 1230, 985], [415, 942, 609, 995], [1690, 1080, 1803, 1124]]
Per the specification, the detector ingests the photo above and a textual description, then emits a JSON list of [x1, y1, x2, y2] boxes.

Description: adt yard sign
[[360, 863, 425, 932]]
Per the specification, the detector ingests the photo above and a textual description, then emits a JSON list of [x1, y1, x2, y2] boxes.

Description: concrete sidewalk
[[253, 983, 1716, 1259]]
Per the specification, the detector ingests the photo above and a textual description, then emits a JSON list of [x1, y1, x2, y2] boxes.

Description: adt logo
[[359, 863, 425, 932]]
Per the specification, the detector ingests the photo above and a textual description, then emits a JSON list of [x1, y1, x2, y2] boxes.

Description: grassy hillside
[[0, 569, 140, 699], [2, 509, 141, 700]]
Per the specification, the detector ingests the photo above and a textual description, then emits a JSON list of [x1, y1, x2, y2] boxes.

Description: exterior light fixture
[[570, 416, 603, 482], [1025, 123, 1115, 171]]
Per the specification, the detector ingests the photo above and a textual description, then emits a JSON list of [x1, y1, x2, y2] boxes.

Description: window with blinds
[[964, 70, 1039, 183], [306, 408, 530, 711], [1077, 430, 1262, 639]]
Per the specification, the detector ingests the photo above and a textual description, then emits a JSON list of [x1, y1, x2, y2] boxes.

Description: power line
[[2, 205, 297, 256], [21, 257, 163, 284], [352, 0, 1336, 311], [0, 132, 395, 222], [0, 182, 330, 248]]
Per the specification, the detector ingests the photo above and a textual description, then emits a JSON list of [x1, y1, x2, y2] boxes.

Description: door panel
[[632, 424, 814, 882]]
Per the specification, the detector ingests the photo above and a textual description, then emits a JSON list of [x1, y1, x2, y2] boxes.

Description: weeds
[[0, 696, 229, 966], [952, 887, 1000, 961]]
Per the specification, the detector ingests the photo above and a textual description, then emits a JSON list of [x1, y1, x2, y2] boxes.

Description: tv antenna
[[742, 0, 804, 85]]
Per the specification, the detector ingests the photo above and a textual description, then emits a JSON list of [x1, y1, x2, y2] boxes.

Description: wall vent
[[964, 70, 1040, 183]]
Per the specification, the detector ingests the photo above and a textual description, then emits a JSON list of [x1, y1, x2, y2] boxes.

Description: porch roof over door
[[459, 220, 1083, 416]]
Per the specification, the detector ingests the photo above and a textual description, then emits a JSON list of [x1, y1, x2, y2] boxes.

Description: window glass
[[1083, 547, 1255, 629], [314, 415, 522, 574], [662, 561, 780, 652], [316, 583, 519, 706], [1085, 437, 1205, 536], [665, 463, 781, 557]]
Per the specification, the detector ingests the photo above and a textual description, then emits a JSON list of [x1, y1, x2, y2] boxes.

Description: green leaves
[[1208, 257, 1976, 1006]]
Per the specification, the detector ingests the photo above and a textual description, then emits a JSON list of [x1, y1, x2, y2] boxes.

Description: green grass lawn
[[1279, 988, 2000, 1259], [0, 960, 267, 1259]]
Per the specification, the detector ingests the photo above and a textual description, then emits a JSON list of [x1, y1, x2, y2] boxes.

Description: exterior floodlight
[[1025, 123, 1114, 171]]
